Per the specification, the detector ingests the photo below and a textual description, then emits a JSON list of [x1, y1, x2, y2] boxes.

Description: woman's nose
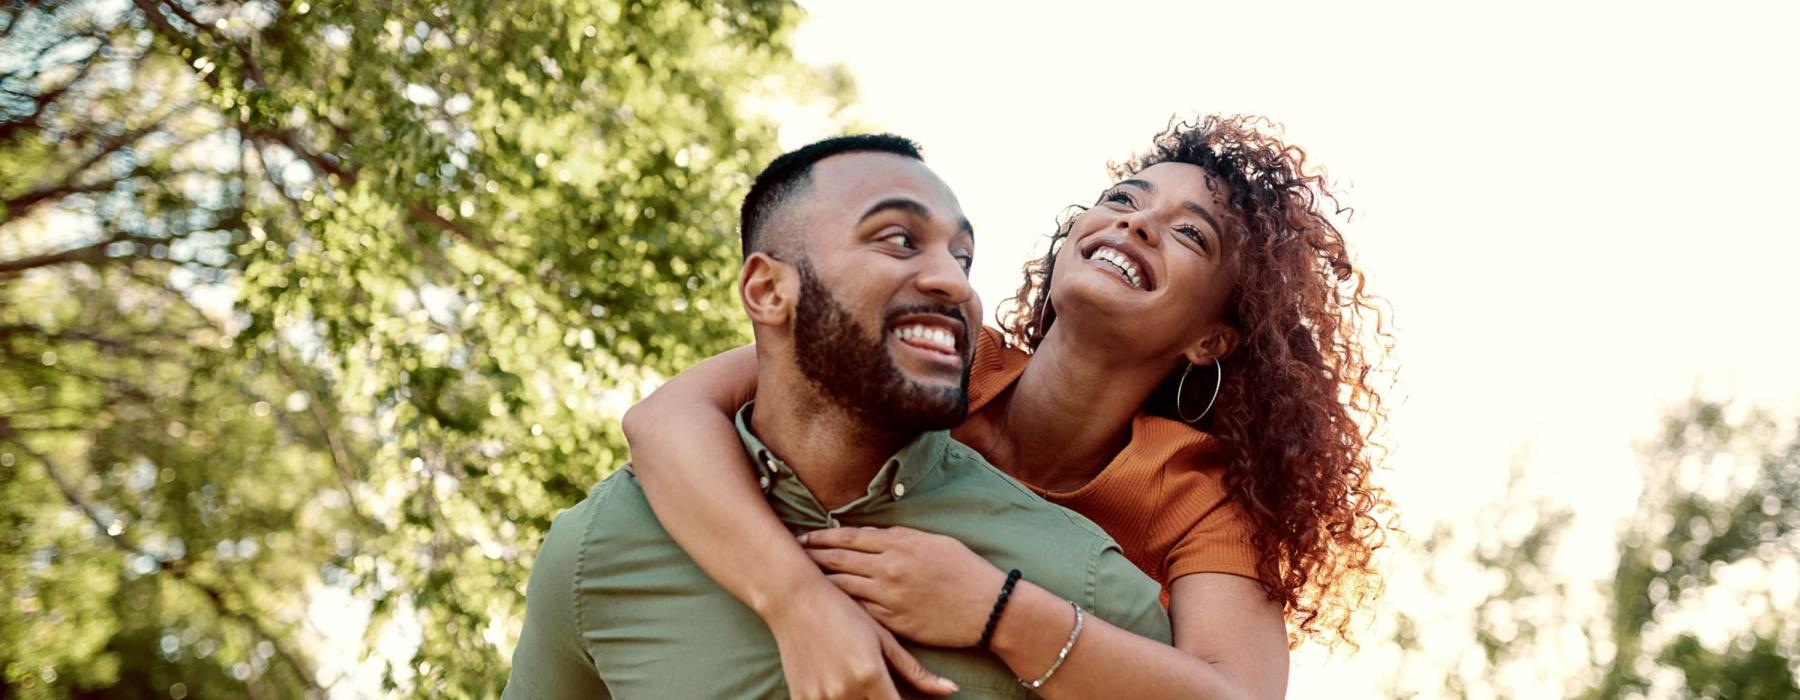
[[1116, 211, 1159, 245]]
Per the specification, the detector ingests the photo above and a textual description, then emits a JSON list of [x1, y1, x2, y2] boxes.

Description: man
[[504, 135, 1169, 698]]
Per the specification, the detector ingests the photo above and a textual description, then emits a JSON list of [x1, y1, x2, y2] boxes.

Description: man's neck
[[748, 371, 911, 511]]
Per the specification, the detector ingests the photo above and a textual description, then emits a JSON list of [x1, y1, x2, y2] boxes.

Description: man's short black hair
[[739, 134, 924, 258]]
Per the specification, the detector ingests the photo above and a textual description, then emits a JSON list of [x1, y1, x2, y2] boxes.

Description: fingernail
[[796, 532, 809, 544], [942, 679, 959, 692]]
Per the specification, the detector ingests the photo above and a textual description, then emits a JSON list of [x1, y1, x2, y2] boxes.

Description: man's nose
[[915, 247, 973, 304]]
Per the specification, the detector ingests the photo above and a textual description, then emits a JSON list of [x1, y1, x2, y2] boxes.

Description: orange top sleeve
[[964, 327, 1262, 592]]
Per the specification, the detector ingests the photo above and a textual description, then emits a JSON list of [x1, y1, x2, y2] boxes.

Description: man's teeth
[[894, 324, 956, 351], [1093, 247, 1145, 289]]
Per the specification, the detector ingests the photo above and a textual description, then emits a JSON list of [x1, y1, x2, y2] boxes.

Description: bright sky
[[784, 0, 1800, 693]]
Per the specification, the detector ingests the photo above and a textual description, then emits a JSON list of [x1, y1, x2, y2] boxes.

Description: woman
[[621, 114, 1391, 698]]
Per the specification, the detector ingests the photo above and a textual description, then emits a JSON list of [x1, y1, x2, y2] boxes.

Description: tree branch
[[0, 232, 128, 276], [268, 350, 385, 534], [0, 428, 323, 693], [405, 201, 496, 256], [0, 218, 219, 277], [2, 179, 119, 215], [2, 101, 198, 225], [0, 422, 143, 553], [0, 323, 133, 351], [246, 127, 354, 184]]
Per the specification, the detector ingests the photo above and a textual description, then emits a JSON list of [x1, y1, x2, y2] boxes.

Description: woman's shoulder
[[967, 326, 1029, 413], [1127, 414, 1227, 474], [1139, 427, 1262, 583], [1111, 417, 1262, 583]]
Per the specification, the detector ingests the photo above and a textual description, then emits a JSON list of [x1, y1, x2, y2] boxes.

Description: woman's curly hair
[[999, 114, 1394, 646]]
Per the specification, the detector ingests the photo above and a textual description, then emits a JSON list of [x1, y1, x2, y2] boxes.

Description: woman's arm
[[621, 347, 782, 606], [620, 347, 955, 698], [988, 573, 1287, 699], [801, 527, 1288, 699]]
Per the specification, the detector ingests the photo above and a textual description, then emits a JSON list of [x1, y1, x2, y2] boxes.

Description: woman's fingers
[[806, 546, 882, 576], [825, 573, 880, 601], [799, 526, 896, 553], [877, 626, 958, 697]]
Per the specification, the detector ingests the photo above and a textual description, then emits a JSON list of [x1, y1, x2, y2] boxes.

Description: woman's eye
[[1103, 190, 1135, 207], [1177, 227, 1211, 253]]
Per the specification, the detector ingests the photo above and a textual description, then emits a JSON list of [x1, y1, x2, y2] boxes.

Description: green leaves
[[2, 0, 836, 695], [1378, 400, 1800, 697]]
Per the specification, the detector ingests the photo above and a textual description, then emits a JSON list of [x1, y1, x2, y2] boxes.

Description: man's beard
[[792, 258, 970, 434]]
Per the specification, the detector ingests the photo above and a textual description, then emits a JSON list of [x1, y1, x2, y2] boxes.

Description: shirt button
[[826, 517, 840, 528], [893, 482, 906, 499], [758, 474, 770, 490]]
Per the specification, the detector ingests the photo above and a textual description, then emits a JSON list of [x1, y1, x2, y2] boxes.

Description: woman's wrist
[[978, 569, 1023, 649], [987, 581, 1076, 675], [752, 563, 838, 622]]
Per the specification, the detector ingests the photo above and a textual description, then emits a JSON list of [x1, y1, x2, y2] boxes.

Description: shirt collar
[[733, 402, 948, 527]]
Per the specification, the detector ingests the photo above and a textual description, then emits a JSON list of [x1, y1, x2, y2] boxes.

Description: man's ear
[[739, 252, 797, 327], [1181, 324, 1239, 366]]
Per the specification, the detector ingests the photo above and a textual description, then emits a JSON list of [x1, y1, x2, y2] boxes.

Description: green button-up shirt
[[503, 403, 1171, 699]]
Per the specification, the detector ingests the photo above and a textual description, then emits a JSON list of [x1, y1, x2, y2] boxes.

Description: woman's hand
[[800, 526, 1009, 648], [766, 577, 959, 699]]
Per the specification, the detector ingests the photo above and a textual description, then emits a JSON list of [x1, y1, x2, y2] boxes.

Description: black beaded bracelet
[[978, 569, 1023, 650]]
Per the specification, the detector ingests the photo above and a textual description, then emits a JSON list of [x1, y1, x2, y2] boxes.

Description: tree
[[1379, 399, 1800, 699], [0, 0, 844, 696]]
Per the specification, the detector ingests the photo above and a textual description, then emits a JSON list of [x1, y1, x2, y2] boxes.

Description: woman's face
[[1047, 161, 1238, 361]]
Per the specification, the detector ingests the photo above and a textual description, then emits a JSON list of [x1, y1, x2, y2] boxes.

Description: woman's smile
[[1080, 240, 1154, 291]]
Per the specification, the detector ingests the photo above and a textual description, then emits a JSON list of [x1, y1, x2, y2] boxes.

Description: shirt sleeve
[[1088, 538, 1174, 644], [503, 496, 613, 700], [1164, 495, 1261, 583]]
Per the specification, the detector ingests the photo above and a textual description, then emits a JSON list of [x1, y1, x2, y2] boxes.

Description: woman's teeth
[[1093, 247, 1145, 290], [894, 324, 956, 353]]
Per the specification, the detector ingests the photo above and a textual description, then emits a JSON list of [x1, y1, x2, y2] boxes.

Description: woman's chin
[[1047, 288, 1159, 344], [1053, 273, 1154, 318]]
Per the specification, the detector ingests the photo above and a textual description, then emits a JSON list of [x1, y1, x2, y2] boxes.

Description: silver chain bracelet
[[1019, 601, 1084, 690]]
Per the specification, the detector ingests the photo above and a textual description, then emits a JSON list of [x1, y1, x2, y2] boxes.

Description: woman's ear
[[740, 252, 796, 327], [1182, 325, 1239, 366]]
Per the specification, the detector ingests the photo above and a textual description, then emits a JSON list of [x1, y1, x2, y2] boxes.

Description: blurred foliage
[[1381, 399, 1800, 699], [0, 0, 845, 696]]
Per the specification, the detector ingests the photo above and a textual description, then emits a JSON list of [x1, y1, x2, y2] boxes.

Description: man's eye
[[955, 253, 974, 273], [881, 232, 917, 250]]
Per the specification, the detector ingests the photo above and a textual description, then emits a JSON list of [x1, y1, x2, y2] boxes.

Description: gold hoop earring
[[1175, 359, 1222, 423]]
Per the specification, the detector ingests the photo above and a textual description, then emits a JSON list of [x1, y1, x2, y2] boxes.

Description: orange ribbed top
[[961, 327, 1261, 592]]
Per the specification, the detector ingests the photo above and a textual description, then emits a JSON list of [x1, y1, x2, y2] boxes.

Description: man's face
[[784, 153, 979, 433]]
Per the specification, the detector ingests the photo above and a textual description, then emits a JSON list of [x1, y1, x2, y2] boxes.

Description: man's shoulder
[[553, 468, 745, 619], [935, 441, 1114, 543], [532, 467, 689, 577], [570, 466, 676, 544], [923, 442, 1173, 643]]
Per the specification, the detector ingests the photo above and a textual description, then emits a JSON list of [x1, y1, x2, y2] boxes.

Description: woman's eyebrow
[[1181, 201, 1222, 234]]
